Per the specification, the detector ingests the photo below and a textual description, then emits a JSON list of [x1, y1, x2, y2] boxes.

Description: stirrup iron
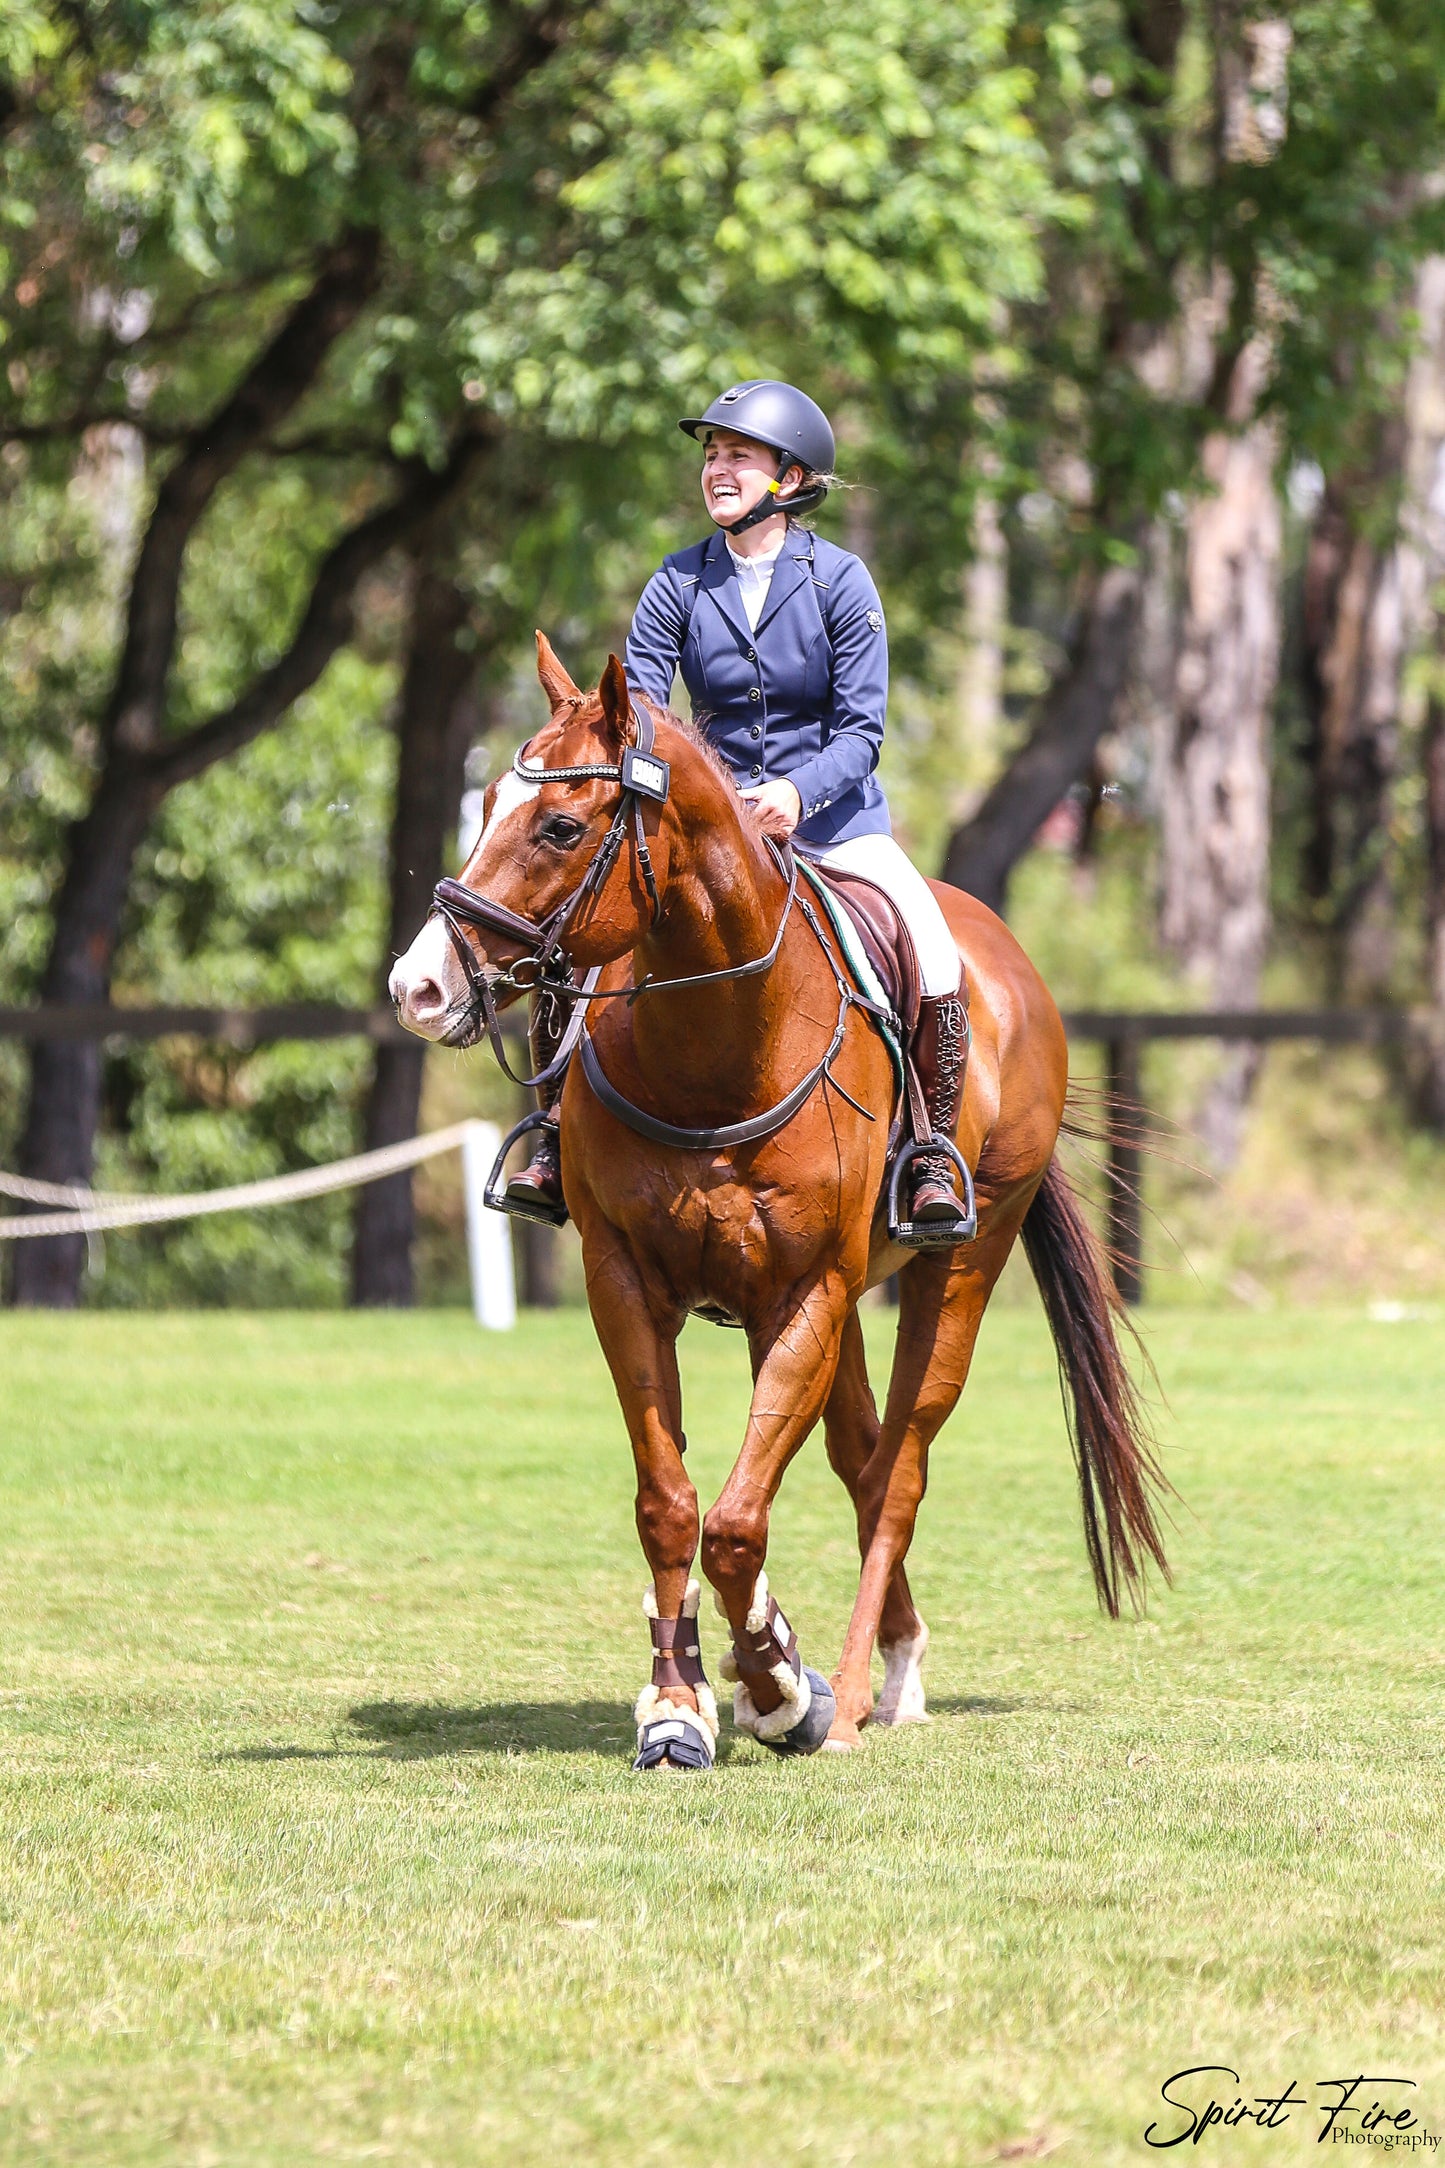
[[484, 1110, 569, 1228], [887, 1134, 978, 1249]]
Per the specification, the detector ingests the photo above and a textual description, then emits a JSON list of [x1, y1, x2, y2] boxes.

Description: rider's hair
[[781, 466, 846, 521]]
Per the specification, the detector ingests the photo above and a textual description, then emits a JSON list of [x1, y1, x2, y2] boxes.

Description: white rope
[[0, 1121, 482, 1238], [0, 1170, 145, 1207]]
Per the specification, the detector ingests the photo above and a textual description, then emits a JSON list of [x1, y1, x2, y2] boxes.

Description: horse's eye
[[540, 813, 585, 849]]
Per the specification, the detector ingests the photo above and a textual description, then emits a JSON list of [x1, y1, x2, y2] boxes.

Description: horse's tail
[[1020, 1154, 1172, 1617]]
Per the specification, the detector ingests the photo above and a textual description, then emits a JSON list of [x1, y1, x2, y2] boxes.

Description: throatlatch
[[633, 1580, 720, 1773], [717, 1572, 836, 1757]]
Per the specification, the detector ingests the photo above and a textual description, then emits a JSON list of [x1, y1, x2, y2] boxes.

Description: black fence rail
[[3, 1004, 1436, 1304], [1066, 1007, 1438, 1302]]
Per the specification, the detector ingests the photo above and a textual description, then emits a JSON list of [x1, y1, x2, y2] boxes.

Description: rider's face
[[700, 430, 804, 525]]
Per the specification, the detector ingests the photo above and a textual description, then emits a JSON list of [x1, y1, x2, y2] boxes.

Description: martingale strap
[[426, 689, 896, 1153], [428, 698, 804, 1074], [575, 880, 885, 1154]]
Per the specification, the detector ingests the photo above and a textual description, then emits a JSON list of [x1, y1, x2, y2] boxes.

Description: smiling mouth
[[709, 482, 741, 503]]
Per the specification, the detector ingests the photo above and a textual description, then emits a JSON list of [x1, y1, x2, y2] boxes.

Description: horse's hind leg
[[831, 1209, 1029, 1747], [823, 1311, 931, 1725]]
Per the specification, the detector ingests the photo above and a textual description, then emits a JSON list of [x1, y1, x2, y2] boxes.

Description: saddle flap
[[807, 864, 922, 1036]]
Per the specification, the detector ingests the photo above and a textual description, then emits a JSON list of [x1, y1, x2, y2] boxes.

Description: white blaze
[[389, 754, 544, 1036], [477, 762, 542, 851]]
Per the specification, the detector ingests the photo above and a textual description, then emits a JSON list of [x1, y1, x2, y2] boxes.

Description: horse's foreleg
[[831, 1210, 1027, 1746], [823, 1310, 930, 1725], [701, 1270, 852, 1755], [583, 1231, 716, 1770]]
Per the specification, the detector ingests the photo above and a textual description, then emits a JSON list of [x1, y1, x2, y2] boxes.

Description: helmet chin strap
[[721, 451, 828, 536]]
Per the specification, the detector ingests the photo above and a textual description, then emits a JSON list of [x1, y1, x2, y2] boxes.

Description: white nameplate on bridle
[[622, 748, 670, 802]]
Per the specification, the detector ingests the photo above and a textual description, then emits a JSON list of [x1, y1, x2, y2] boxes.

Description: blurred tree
[[350, 556, 477, 1309], [2, 0, 1073, 1305], [1300, 254, 1445, 998], [0, 1, 582, 1303], [8, 0, 1445, 1303], [942, 0, 1445, 957]]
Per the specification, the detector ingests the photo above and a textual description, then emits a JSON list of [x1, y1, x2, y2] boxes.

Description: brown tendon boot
[[501, 992, 569, 1225], [906, 991, 973, 1242]]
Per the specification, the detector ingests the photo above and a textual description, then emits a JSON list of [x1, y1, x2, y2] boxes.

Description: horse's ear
[[598, 653, 632, 748], [536, 630, 582, 714]]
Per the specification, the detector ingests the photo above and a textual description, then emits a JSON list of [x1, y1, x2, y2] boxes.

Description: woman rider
[[503, 378, 972, 1246]]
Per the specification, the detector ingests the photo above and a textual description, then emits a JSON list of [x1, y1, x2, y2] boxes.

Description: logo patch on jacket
[[866, 610, 882, 632]]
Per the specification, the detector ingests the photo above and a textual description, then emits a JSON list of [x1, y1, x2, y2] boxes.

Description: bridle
[[427, 692, 893, 1150]]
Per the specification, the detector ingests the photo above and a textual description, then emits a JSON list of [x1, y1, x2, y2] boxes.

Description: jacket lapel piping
[[751, 528, 811, 636], [696, 532, 754, 650]]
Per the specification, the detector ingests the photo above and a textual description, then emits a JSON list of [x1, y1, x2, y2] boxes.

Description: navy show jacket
[[623, 524, 892, 849]]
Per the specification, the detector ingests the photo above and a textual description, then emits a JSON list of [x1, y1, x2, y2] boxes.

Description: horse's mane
[[554, 686, 775, 875]]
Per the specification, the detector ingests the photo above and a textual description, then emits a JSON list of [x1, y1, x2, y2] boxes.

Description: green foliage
[[467, 0, 1057, 433], [86, 652, 395, 1308]]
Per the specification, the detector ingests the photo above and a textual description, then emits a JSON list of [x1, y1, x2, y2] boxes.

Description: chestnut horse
[[391, 636, 1167, 1766]]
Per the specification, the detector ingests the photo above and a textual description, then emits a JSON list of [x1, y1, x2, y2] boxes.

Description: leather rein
[[428, 696, 891, 1151]]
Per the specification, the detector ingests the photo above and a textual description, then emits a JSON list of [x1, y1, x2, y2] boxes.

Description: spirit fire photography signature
[[1145, 2069, 1438, 2149]]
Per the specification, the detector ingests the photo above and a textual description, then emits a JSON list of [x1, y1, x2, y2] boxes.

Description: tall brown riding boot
[[905, 992, 974, 1245], [501, 992, 570, 1226]]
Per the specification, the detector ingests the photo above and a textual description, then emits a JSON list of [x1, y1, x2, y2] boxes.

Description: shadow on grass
[[927, 1695, 1092, 1719], [349, 1699, 636, 1759], [224, 1698, 1037, 1767], [928, 1696, 1027, 1717]]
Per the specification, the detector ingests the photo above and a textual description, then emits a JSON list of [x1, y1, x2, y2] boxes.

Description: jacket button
[[750, 763, 762, 779], [748, 686, 761, 701], [749, 724, 761, 740], [746, 648, 756, 661]]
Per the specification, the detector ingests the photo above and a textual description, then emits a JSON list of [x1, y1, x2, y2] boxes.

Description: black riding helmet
[[679, 379, 834, 534]]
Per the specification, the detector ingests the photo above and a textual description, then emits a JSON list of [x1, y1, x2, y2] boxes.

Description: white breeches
[[814, 834, 961, 998]]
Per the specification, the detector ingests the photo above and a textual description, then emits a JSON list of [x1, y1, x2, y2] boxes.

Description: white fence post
[[461, 1120, 516, 1331]]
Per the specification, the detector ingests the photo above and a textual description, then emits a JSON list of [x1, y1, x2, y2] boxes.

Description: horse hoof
[[757, 1668, 836, 1758], [874, 1626, 930, 1725], [633, 1712, 714, 1772]]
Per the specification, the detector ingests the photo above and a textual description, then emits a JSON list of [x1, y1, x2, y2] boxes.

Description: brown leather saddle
[[804, 861, 922, 1038]]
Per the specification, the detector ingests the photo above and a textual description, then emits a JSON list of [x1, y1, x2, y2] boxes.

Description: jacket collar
[[753, 523, 812, 635], [698, 530, 753, 648], [699, 524, 813, 644]]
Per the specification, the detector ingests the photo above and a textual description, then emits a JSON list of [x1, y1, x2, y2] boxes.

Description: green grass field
[[2, 1304, 1444, 2166]]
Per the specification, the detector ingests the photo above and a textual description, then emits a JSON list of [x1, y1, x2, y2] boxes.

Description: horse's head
[[390, 634, 680, 1043]]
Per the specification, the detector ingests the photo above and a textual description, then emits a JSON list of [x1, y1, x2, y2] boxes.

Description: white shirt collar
[[726, 531, 786, 576]]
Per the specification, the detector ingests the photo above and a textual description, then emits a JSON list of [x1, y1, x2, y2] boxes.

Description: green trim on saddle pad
[[795, 858, 906, 1096]]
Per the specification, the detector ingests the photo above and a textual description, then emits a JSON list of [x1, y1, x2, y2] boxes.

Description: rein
[[429, 695, 892, 1145]]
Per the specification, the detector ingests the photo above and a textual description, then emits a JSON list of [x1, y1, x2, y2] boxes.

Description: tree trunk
[[1300, 492, 1406, 993], [9, 765, 164, 1303], [955, 492, 1007, 754], [1422, 692, 1445, 1128], [1301, 256, 1445, 996], [1157, 413, 1281, 1165], [351, 565, 477, 1306], [940, 556, 1142, 913], [6, 435, 490, 1307]]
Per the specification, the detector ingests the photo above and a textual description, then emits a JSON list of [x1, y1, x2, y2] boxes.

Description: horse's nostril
[[411, 976, 446, 1017]]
